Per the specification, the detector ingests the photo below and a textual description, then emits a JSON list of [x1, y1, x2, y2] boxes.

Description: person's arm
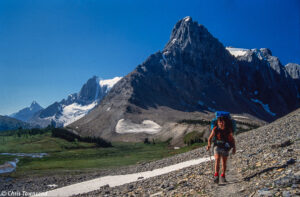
[[228, 132, 236, 154], [206, 127, 216, 151]]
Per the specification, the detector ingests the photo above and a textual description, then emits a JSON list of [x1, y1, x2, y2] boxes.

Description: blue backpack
[[210, 111, 236, 131]]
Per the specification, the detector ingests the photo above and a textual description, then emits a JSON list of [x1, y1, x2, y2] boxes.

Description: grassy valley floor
[[0, 131, 205, 178]]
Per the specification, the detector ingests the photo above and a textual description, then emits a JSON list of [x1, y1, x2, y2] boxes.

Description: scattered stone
[[286, 158, 296, 165], [282, 191, 291, 197], [258, 188, 273, 196], [271, 140, 293, 148]]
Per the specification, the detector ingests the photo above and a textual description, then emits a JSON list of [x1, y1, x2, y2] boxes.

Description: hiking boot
[[214, 176, 219, 184], [220, 176, 227, 183]]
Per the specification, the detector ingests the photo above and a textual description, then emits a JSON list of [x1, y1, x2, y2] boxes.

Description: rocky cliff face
[[68, 17, 299, 143], [286, 63, 300, 98]]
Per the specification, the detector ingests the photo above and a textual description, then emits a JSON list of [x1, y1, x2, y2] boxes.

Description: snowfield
[[59, 102, 98, 126], [33, 157, 212, 197], [232, 115, 249, 119], [226, 47, 248, 57], [251, 98, 276, 116], [99, 77, 122, 92], [115, 119, 162, 134]]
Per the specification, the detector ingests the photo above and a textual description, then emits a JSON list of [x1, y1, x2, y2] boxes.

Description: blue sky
[[0, 0, 299, 115]]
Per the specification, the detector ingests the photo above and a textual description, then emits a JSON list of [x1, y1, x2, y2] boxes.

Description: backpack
[[210, 111, 236, 149]]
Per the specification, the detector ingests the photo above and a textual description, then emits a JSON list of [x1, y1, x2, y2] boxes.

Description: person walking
[[207, 116, 236, 183]]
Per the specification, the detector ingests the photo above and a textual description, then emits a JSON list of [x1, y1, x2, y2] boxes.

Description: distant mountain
[[0, 115, 31, 131], [29, 76, 122, 128], [285, 63, 300, 98], [10, 101, 43, 122], [68, 16, 299, 144]]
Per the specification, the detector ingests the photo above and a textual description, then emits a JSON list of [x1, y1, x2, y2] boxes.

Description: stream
[[0, 153, 47, 174]]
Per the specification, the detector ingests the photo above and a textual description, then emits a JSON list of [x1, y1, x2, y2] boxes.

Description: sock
[[214, 172, 219, 177], [221, 173, 225, 177]]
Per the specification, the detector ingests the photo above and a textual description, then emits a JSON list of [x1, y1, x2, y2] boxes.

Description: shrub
[[144, 138, 150, 144], [51, 128, 112, 147], [178, 119, 210, 125], [184, 131, 204, 146]]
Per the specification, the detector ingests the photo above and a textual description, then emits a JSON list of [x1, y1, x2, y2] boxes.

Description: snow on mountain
[[226, 47, 273, 61], [29, 76, 122, 127], [58, 101, 98, 126], [226, 47, 248, 57], [99, 77, 123, 92], [115, 119, 162, 134], [251, 98, 276, 116], [68, 16, 299, 145]]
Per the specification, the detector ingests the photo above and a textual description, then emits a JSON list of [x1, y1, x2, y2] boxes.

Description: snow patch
[[251, 99, 276, 116], [99, 77, 122, 92], [59, 102, 98, 126], [226, 47, 248, 57], [115, 119, 161, 134], [232, 115, 249, 119], [171, 38, 177, 44], [184, 16, 191, 22], [34, 157, 212, 197], [47, 184, 58, 188], [162, 53, 167, 62]]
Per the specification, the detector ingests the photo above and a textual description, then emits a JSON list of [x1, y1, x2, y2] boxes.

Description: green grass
[[0, 133, 206, 178], [0, 155, 16, 165]]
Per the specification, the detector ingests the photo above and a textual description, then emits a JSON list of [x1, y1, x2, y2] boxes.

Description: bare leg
[[214, 154, 220, 175], [221, 156, 228, 175]]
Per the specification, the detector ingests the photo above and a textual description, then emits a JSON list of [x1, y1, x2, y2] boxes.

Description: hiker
[[207, 116, 236, 183]]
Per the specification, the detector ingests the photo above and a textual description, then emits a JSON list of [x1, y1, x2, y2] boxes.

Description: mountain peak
[[164, 17, 220, 54], [260, 48, 272, 56], [29, 101, 43, 111], [31, 101, 39, 107], [183, 16, 192, 22], [88, 75, 99, 82], [10, 101, 43, 122]]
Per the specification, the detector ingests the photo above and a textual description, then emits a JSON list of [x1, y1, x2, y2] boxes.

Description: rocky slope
[[68, 16, 299, 145], [1, 108, 299, 196], [74, 107, 300, 196]]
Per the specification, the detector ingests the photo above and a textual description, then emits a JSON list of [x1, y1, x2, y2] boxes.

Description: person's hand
[[206, 144, 211, 151], [232, 147, 236, 155]]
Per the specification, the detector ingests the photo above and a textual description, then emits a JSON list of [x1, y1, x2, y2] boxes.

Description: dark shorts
[[214, 146, 229, 157]]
